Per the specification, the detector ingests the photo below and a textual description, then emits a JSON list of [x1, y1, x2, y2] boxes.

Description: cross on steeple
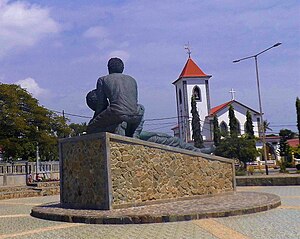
[[184, 42, 192, 58], [229, 88, 236, 100]]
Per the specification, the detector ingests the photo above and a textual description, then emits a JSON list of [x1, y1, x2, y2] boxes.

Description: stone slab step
[[0, 190, 41, 200]]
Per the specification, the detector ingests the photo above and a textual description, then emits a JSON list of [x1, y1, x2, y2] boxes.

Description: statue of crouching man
[[86, 57, 144, 137], [86, 57, 214, 154]]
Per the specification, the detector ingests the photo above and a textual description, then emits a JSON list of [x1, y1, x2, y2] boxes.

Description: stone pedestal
[[59, 133, 235, 210]]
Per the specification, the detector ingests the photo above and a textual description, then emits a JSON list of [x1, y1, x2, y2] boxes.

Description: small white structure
[[172, 56, 261, 143]]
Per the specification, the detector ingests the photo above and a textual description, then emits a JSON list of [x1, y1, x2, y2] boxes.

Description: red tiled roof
[[209, 101, 233, 115], [179, 58, 208, 78], [209, 100, 260, 116], [287, 138, 299, 148]]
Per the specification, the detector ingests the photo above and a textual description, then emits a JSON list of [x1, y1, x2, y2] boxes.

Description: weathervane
[[229, 88, 236, 100], [184, 42, 192, 58]]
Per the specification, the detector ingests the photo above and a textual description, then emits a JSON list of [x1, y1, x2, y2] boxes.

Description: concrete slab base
[[31, 191, 281, 224]]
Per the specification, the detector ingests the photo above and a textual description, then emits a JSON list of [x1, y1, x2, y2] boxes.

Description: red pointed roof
[[179, 58, 208, 78], [210, 101, 233, 116]]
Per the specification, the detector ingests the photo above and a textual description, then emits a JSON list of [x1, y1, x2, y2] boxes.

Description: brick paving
[[0, 186, 299, 238], [31, 191, 280, 224]]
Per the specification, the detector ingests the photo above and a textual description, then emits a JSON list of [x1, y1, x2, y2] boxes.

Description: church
[[172, 55, 261, 145]]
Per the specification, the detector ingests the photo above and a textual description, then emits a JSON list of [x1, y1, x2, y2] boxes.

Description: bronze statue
[[86, 58, 144, 136], [86, 57, 214, 154]]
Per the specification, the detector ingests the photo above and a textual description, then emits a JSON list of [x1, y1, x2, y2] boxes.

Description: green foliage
[[235, 169, 246, 176], [212, 115, 221, 146], [69, 122, 87, 137], [215, 135, 258, 166], [228, 105, 239, 137], [279, 128, 296, 140], [245, 110, 254, 138], [296, 97, 300, 141], [262, 120, 272, 133], [0, 83, 70, 161], [191, 95, 203, 148], [279, 161, 288, 173], [292, 145, 300, 159], [279, 129, 296, 161]]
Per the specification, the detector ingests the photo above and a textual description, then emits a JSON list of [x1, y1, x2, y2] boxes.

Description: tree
[[213, 115, 221, 146], [191, 95, 203, 148], [215, 136, 258, 166], [69, 122, 87, 137], [216, 107, 257, 167], [228, 105, 239, 137], [279, 129, 296, 140], [296, 97, 300, 142], [0, 83, 70, 161], [263, 120, 272, 133], [279, 128, 296, 163], [245, 110, 254, 138]]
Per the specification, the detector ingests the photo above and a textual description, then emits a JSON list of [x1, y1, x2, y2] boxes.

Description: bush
[[236, 169, 246, 176], [279, 161, 288, 173], [296, 164, 300, 171]]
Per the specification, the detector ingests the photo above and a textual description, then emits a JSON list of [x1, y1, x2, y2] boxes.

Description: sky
[[0, 0, 299, 134]]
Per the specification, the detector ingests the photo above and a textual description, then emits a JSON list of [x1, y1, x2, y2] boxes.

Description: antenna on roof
[[184, 42, 191, 58]]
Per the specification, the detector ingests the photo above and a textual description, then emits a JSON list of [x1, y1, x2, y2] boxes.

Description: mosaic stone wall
[[60, 133, 235, 210], [110, 140, 234, 208], [60, 134, 109, 209]]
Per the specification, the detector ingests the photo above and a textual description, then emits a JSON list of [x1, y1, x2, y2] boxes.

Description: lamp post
[[233, 42, 282, 175]]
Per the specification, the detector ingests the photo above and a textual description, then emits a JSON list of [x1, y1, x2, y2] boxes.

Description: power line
[[48, 108, 297, 133]]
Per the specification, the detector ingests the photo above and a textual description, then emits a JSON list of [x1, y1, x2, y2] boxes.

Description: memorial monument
[[57, 57, 235, 210], [31, 57, 280, 224], [86, 57, 214, 153]]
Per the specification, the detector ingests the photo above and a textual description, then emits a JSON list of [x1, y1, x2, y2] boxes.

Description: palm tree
[[263, 120, 272, 133]]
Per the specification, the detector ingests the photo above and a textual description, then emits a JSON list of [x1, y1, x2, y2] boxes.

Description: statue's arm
[[94, 77, 109, 114]]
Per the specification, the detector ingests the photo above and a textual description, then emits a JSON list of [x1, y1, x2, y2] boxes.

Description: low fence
[[0, 161, 59, 186], [236, 174, 300, 186]]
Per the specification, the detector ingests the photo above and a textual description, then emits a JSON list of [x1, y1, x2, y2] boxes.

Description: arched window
[[192, 86, 201, 101], [179, 89, 182, 104], [220, 121, 228, 137]]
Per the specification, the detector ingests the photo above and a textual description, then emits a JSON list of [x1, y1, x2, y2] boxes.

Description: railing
[[0, 161, 59, 175], [0, 161, 60, 186]]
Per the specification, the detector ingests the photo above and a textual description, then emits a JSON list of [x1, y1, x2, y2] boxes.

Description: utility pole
[[233, 42, 282, 175]]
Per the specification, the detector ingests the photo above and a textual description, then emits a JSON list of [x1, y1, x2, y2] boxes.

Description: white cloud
[[83, 26, 108, 39], [15, 78, 48, 98], [0, 0, 60, 57]]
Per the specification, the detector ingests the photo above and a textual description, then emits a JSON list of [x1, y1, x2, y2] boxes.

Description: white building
[[172, 56, 260, 143]]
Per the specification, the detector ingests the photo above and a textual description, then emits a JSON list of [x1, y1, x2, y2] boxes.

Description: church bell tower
[[172, 54, 212, 142]]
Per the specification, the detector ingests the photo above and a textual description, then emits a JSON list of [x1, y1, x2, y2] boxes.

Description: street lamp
[[233, 42, 282, 175]]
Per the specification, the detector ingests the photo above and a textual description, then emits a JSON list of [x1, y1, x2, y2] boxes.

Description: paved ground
[[31, 191, 281, 224], [0, 186, 299, 239]]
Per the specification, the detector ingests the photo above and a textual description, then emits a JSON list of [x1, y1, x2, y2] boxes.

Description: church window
[[179, 89, 182, 104], [192, 86, 201, 101], [220, 121, 228, 137]]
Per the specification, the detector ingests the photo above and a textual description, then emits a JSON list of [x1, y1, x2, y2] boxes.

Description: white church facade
[[172, 56, 261, 144]]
